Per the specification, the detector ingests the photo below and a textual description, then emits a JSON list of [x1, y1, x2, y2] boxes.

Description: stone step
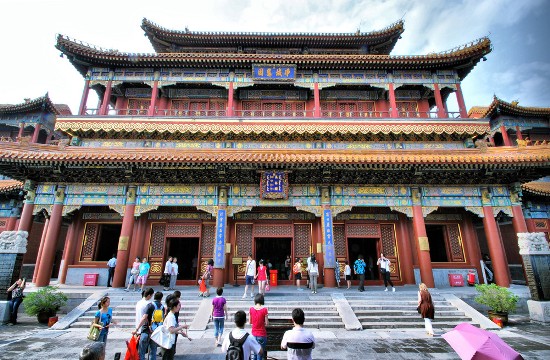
[[354, 310, 466, 316], [357, 315, 471, 323], [361, 321, 469, 329]]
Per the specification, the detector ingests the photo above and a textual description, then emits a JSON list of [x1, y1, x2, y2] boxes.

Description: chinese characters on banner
[[253, 65, 296, 81], [260, 171, 289, 199], [214, 209, 226, 268], [323, 209, 336, 268]]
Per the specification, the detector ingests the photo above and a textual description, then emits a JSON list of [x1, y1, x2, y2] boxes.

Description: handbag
[[416, 306, 421, 314], [87, 321, 100, 341], [150, 324, 174, 349], [265, 283, 270, 292]]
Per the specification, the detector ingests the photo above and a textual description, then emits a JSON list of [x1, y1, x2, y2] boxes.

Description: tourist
[[377, 253, 395, 292], [162, 298, 190, 360], [255, 260, 268, 295], [164, 290, 184, 357], [135, 287, 154, 329], [354, 255, 366, 292], [169, 257, 178, 290], [137, 257, 150, 293], [211, 287, 228, 347], [125, 256, 141, 292], [163, 256, 173, 291], [417, 283, 435, 336], [134, 291, 164, 360], [243, 254, 256, 299], [307, 255, 319, 294], [221, 310, 262, 359], [106, 254, 116, 287], [285, 254, 291, 280], [293, 258, 303, 291], [93, 296, 114, 344], [306, 253, 313, 289], [344, 260, 351, 290], [249, 294, 269, 360], [7, 277, 26, 325], [334, 259, 341, 288], [79, 341, 105, 360], [281, 308, 315, 360], [205, 259, 214, 295]]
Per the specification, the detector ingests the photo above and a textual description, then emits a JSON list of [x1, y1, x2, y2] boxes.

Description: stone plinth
[[0, 231, 28, 301], [527, 300, 550, 323], [518, 232, 550, 301]]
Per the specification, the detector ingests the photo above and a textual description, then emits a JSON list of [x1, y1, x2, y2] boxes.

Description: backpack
[[354, 260, 365, 274], [150, 302, 165, 331], [226, 332, 249, 360]]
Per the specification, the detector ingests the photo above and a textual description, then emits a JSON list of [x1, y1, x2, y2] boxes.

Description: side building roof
[[141, 18, 405, 55], [469, 96, 550, 119], [0, 93, 71, 117]]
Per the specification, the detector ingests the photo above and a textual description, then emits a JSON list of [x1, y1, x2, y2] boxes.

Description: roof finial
[[511, 100, 519, 106], [185, 25, 190, 33]]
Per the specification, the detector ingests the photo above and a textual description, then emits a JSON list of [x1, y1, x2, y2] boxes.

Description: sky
[[1, 0, 549, 114]]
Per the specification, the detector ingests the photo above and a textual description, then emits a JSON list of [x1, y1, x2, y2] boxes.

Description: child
[[344, 260, 351, 290], [198, 278, 208, 297]]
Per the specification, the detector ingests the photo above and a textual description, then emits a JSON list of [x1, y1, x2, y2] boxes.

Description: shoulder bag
[[87, 321, 100, 341], [150, 323, 174, 349]]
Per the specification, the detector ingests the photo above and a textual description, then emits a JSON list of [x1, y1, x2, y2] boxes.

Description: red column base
[[212, 268, 225, 288], [323, 268, 336, 288]]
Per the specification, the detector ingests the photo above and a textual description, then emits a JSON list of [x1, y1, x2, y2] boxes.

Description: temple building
[[0, 19, 548, 289]]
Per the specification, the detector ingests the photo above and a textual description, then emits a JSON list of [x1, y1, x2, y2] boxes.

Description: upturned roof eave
[[478, 96, 550, 119]]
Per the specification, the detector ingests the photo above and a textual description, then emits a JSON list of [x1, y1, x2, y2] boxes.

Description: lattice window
[[334, 224, 346, 257], [128, 99, 150, 115], [321, 102, 338, 117], [149, 224, 166, 257], [200, 224, 215, 258], [380, 224, 396, 257], [397, 101, 419, 118], [80, 223, 99, 261], [294, 224, 311, 258], [236, 224, 253, 257], [166, 224, 201, 237], [171, 100, 189, 116], [0, 220, 6, 228], [534, 220, 548, 230], [253, 224, 293, 237], [346, 224, 380, 238], [447, 224, 464, 262], [243, 101, 262, 117], [189, 101, 208, 116]]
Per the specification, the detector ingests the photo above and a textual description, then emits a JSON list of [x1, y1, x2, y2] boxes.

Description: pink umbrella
[[442, 323, 524, 360]]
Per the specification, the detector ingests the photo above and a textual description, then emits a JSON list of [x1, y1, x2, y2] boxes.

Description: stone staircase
[[70, 291, 201, 330], [346, 292, 474, 331]]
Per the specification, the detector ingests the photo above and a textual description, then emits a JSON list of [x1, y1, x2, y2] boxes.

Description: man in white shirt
[[106, 254, 116, 287], [221, 310, 262, 359], [281, 308, 315, 360], [377, 253, 395, 292], [163, 256, 172, 291], [170, 257, 179, 290], [134, 287, 154, 328], [242, 254, 256, 299]]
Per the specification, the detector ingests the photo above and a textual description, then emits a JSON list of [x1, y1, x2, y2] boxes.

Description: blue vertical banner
[[323, 209, 335, 268], [214, 209, 227, 268]]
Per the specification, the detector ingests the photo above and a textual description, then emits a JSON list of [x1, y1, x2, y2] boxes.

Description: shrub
[[23, 286, 68, 316], [474, 283, 518, 313]]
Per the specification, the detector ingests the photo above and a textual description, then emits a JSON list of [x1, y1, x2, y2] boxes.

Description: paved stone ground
[[0, 285, 548, 359]]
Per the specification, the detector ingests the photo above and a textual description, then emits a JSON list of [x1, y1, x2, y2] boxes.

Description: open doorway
[[166, 237, 199, 281], [347, 238, 379, 280], [255, 237, 292, 280]]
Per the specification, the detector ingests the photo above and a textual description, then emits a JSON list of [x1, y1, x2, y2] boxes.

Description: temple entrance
[[347, 238, 380, 281], [255, 237, 292, 280], [166, 237, 200, 281]]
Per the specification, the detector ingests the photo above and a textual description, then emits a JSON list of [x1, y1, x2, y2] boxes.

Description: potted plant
[[23, 286, 68, 324], [474, 283, 519, 326]]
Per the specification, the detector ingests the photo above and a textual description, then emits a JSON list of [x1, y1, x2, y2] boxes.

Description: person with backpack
[[249, 294, 269, 360], [354, 255, 366, 292], [221, 310, 262, 360], [135, 291, 164, 360], [281, 308, 315, 360]]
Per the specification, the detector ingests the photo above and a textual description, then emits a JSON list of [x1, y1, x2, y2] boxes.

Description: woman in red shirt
[[255, 259, 268, 295], [249, 293, 269, 360]]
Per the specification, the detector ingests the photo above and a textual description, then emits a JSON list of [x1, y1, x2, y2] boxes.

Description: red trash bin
[[448, 273, 464, 287], [83, 273, 99, 286], [270, 270, 278, 287]]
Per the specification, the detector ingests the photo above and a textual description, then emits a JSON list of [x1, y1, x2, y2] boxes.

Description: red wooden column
[[212, 186, 229, 288], [510, 186, 528, 233], [433, 84, 447, 118], [481, 188, 510, 287], [31, 123, 41, 143], [99, 72, 114, 115], [388, 83, 398, 118], [58, 221, 76, 284], [36, 186, 65, 287], [113, 186, 137, 288], [148, 73, 159, 116], [79, 79, 91, 115], [411, 188, 434, 287], [227, 80, 235, 117], [455, 83, 468, 118], [17, 181, 36, 233], [32, 215, 50, 283], [515, 126, 523, 141], [397, 213, 415, 284], [18, 122, 25, 138], [500, 125, 513, 146], [6, 207, 20, 231], [313, 82, 321, 118]]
